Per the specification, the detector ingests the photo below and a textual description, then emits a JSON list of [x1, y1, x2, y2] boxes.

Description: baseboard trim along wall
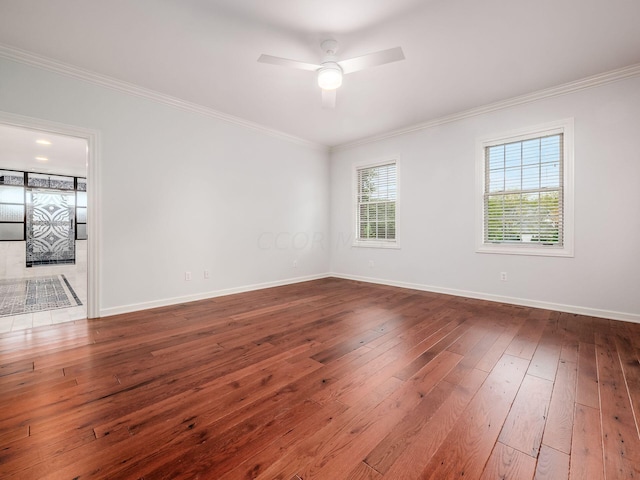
[[330, 272, 640, 324], [101, 272, 639, 324], [99, 273, 330, 318]]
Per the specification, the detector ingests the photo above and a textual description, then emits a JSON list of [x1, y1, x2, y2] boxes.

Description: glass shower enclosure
[[26, 189, 76, 267]]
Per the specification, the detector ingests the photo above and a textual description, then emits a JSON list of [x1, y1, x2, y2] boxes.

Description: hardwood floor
[[1, 277, 639, 479]]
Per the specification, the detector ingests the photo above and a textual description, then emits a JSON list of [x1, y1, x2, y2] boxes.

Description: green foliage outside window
[[486, 191, 560, 244], [357, 164, 396, 241]]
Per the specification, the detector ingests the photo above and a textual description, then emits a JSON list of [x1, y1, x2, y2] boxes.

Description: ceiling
[[0, 124, 87, 177], [0, 0, 639, 147]]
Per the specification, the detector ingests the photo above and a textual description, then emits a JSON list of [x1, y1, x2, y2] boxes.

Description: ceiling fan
[[258, 40, 405, 109]]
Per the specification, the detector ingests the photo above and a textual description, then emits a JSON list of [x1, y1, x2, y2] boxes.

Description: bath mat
[[0, 274, 82, 317]]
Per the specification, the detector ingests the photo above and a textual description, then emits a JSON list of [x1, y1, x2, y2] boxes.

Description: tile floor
[[0, 304, 87, 333], [0, 248, 88, 333], [0, 240, 87, 334]]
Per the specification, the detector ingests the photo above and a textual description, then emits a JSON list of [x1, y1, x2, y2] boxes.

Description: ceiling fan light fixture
[[258, 41, 405, 108], [317, 63, 342, 90]]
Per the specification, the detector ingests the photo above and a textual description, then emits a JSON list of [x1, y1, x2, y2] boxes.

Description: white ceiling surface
[[0, 0, 639, 147], [0, 124, 87, 177]]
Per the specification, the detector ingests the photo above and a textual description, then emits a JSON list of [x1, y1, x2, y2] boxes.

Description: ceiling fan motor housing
[[320, 39, 339, 56]]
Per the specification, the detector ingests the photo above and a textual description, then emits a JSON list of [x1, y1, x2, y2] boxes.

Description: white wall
[[0, 58, 330, 315], [2, 55, 638, 322], [330, 76, 640, 321]]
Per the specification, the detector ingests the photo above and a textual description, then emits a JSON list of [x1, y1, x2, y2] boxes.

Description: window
[[0, 169, 87, 242], [0, 170, 26, 241], [476, 119, 573, 256], [354, 160, 398, 247]]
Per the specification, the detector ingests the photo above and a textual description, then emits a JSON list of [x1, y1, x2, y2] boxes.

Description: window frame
[[475, 119, 574, 257], [352, 158, 400, 249]]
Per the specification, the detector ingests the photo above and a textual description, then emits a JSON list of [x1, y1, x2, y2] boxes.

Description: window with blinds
[[484, 134, 563, 245], [477, 119, 573, 257], [356, 161, 397, 243]]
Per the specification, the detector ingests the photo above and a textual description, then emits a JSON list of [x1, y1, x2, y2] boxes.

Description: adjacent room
[[0, 0, 639, 479], [0, 124, 88, 331]]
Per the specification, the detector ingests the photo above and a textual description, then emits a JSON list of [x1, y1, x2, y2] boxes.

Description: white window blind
[[356, 162, 397, 242], [484, 133, 564, 246]]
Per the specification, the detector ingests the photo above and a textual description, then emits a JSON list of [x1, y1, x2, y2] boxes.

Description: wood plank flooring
[[1, 277, 639, 479]]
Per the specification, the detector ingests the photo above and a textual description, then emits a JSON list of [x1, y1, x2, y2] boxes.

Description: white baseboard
[[330, 272, 640, 324], [99, 271, 640, 324], [99, 273, 330, 317]]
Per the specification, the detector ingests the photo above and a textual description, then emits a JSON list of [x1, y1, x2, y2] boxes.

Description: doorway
[[0, 119, 95, 332]]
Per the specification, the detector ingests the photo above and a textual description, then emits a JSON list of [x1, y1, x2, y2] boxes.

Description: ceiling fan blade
[[322, 89, 336, 109], [338, 46, 405, 75], [257, 54, 320, 72]]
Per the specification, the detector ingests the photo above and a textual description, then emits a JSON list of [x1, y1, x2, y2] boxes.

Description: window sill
[[476, 243, 573, 257], [352, 241, 400, 249]]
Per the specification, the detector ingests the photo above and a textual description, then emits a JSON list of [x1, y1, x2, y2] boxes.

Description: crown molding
[[0, 43, 328, 153], [331, 62, 640, 152], [3, 43, 638, 155]]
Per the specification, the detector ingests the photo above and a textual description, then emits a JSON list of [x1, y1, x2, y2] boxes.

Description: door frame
[[0, 111, 100, 318]]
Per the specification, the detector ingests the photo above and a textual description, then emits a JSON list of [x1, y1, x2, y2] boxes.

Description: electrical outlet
[[293, 260, 298, 268], [369, 260, 375, 268], [204, 270, 210, 279], [185, 271, 192, 281], [500, 272, 507, 281]]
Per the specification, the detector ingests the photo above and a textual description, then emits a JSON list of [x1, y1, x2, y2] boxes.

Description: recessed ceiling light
[[35, 156, 49, 161], [36, 139, 52, 145]]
